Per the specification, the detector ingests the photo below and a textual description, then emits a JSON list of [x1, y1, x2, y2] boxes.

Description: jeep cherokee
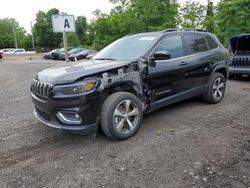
[[31, 29, 229, 140], [229, 34, 250, 78]]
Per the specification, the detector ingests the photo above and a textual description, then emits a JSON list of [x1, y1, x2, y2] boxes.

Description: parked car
[[50, 48, 64, 60], [56, 47, 74, 60], [69, 50, 97, 61], [68, 48, 87, 61], [2, 48, 15, 53], [0, 51, 2, 59], [229, 34, 250, 78], [31, 29, 229, 140], [43, 49, 60, 59], [4, 48, 26, 54], [86, 53, 96, 60], [57, 48, 82, 60]]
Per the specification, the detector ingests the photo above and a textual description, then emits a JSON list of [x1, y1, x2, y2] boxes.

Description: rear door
[[205, 35, 227, 70], [181, 33, 213, 87]]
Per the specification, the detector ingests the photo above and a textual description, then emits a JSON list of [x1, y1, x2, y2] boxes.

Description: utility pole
[[12, 24, 18, 48], [30, 21, 35, 51]]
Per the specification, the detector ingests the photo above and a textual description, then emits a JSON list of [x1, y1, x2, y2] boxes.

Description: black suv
[[229, 34, 250, 78], [31, 29, 229, 140]]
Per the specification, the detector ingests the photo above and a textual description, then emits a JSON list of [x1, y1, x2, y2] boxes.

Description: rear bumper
[[229, 67, 250, 75]]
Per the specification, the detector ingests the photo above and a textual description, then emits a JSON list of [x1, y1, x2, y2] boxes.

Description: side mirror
[[152, 51, 171, 61]]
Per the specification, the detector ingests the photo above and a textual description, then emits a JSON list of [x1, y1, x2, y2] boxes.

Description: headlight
[[52, 79, 98, 98]]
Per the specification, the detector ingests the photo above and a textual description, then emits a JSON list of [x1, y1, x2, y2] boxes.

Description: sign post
[[62, 31, 69, 62], [52, 15, 76, 63]]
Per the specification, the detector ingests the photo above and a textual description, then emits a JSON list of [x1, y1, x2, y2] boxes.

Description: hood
[[230, 34, 250, 54], [36, 60, 131, 85]]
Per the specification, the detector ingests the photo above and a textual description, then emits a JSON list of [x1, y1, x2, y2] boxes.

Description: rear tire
[[101, 92, 143, 140], [203, 73, 226, 104]]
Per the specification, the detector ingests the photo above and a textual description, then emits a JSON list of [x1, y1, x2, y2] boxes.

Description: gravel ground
[[0, 59, 249, 188]]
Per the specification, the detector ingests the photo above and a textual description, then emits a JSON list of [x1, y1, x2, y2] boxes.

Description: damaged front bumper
[[31, 92, 101, 135], [34, 109, 99, 134]]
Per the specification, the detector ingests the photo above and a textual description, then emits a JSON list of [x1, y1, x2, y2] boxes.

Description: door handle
[[179, 61, 188, 66]]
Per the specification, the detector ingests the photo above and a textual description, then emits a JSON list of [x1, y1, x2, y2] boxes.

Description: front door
[[148, 34, 192, 102]]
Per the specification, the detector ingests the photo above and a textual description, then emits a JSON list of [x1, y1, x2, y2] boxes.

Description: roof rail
[[162, 28, 207, 33], [125, 33, 136, 36], [162, 28, 178, 33], [196, 29, 207, 32]]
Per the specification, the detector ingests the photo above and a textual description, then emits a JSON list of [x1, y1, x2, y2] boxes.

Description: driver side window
[[154, 35, 184, 59]]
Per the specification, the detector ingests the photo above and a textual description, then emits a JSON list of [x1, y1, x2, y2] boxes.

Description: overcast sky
[[0, 0, 219, 33]]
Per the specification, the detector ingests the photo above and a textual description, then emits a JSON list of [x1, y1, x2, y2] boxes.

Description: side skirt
[[148, 85, 208, 113]]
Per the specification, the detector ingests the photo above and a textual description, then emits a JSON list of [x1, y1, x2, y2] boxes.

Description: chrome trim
[[31, 93, 47, 103], [34, 110, 89, 131], [31, 79, 51, 99], [56, 111, 82, 125], [155, 89, 171, 96]]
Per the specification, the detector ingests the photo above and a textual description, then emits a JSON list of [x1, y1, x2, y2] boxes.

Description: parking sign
[[52, 15, 76, 33]]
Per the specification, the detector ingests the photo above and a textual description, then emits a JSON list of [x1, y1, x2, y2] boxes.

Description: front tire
[[203, 72, 226, 104], [101, 92, 143, 140]]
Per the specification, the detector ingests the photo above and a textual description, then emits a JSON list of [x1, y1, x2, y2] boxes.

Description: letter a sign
[[52, 15, 76, 33]]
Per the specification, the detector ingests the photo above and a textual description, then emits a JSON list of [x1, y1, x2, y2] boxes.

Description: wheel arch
[[213, 66, 228, 80], [100, 81, 142, 103]]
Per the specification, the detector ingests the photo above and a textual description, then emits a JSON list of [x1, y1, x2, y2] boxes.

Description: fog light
[[56, 111, 82, 125]]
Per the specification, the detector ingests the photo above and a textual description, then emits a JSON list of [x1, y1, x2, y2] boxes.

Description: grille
[[231, 57, 250, 68], [31, 79, 51, 98]]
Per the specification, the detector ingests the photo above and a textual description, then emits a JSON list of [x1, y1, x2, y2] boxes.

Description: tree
[[180, 1, 206, 29], [93, 0, 180, 49], [33, 8, 62, 50], [215, 0, 250, 46], [129, 0, 179, 31], [204, 0, 215, 32], [22, 34, 33, 50], [84, 22, 95, 47], [110, 0, 130, 12], [75, 16, 87, 45], [67, 33, 79, 47], [0, 18, 26, 49]]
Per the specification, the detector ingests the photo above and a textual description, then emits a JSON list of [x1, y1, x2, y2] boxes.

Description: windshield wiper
[[94, 58, 117, 61]]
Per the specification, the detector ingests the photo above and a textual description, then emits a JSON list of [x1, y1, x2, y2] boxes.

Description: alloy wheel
[[113, 100, 139, 134], [212, 77, 225, 101]]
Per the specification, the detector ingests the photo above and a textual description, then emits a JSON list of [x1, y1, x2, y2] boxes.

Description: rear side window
[[154, 35, 184, 59], [206, 36, 219, 49], [183, 35, 208, 55]]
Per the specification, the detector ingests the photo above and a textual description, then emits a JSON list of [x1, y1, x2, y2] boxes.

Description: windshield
[[69, 48, 79, 54], [51, 49, 59, 53], [93, 35, 158, 61]]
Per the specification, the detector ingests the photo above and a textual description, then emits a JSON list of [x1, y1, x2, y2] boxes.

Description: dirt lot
[[0, 59, 249, 188]]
